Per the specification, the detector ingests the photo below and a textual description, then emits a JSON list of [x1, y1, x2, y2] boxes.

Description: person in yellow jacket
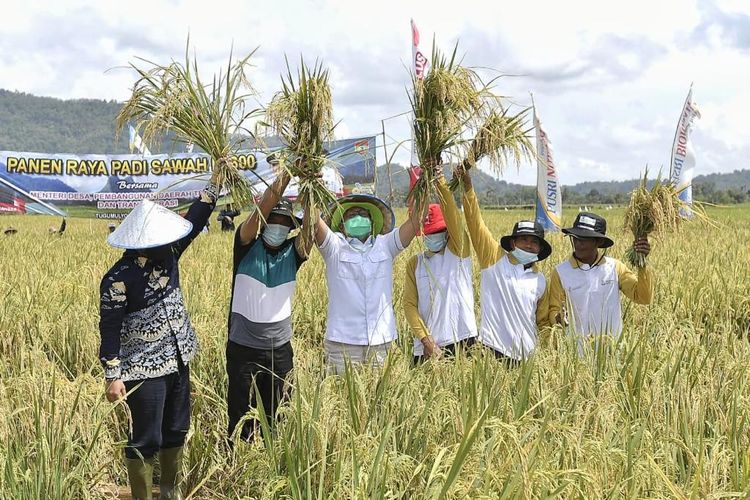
[[547, 212, 653, 344], [403, 174, 478, 362], [455, 168, 552, 364]]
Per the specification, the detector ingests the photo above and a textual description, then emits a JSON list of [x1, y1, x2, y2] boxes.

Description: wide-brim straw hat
[[561, 212, 614, 248], [328, 194, 395, 236], [107, 199, 193, 250], [499, 220, 552, 261]]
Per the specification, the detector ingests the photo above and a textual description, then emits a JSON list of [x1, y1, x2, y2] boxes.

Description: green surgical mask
[[344, 215, 372, 239]]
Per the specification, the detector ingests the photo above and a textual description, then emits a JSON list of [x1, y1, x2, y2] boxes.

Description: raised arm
[[173, 182, 219, 258], [456, 169, 502, 269], [239, 170, 292, 245], [399, 200, 426, 248], [435, 174, 471, 258], [294, 206, 318, 259]]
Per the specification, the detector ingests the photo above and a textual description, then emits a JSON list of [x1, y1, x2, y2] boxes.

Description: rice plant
[[265, 57, 337, 249], [116, 39, 262, 209], [1, 203, 749, 498]]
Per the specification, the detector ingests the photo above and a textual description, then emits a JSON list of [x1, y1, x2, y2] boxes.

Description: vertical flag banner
[[128, 125, 152, 156], [669, 86, 701, 216], [408, 18, 429, 191], [533, 103, 562, 231]]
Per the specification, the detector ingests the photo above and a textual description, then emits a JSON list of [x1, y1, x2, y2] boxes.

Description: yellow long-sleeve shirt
[[462, 186, 550, 331], [403, 179, 473, 340], [547, 254, 654, 334]]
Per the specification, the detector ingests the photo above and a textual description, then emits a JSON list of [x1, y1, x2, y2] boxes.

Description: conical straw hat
[[107, 199, 193, 249]]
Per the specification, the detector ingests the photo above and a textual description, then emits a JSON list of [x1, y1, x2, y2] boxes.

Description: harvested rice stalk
[[116, 41, 262, 209], [266, 57, 336, 247], [624, 170, 681, 268], [448, 108, 534, 191], [407, 42, 487, 213]]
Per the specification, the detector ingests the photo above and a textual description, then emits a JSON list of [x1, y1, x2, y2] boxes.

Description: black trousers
[[226, 340, 294, 442], [124, 364, 191, 459], [413, 336, 477, 364]]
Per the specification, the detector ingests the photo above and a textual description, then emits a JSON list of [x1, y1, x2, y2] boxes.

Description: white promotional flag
[[669, 86, 701, 216], [408, 18, 429, 190], [532, 102, 562, 231], [128, 125, 152, 156]]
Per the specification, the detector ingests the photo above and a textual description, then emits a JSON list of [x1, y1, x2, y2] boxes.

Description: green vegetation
[[1, 205, 749, 498]]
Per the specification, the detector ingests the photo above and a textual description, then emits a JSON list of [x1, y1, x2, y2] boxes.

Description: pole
[[381, 119, 395, 205]]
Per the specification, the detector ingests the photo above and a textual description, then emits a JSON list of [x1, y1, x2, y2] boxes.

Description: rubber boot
[[126, 457, 154, 500], [158, 446, 184, 500]]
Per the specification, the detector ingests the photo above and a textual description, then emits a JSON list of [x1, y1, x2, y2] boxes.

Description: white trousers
[[324, 340, 392, 374]]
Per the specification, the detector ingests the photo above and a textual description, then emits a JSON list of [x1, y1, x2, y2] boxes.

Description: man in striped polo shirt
[[226, 169, 312, 442]]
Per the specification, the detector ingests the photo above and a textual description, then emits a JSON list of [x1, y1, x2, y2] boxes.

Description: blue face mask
[[344, 215, 372, 239], [262, 223, 290, 247], [424, 231, 448, 253], [511, 247, 539, 266]]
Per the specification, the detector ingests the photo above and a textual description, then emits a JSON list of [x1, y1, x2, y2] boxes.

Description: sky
[[1, 0, 748, 186]]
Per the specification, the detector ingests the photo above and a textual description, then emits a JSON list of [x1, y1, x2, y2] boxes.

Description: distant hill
[[1, 89, 748, 204]]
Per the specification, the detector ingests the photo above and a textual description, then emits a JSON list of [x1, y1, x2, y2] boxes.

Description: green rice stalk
[[265, 57, 337, 247], [116, 39, 262, 209]]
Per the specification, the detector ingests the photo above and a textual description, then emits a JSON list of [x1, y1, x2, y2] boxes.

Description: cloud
[[691, 0, 750, 51], [0, 0, 747, 186]]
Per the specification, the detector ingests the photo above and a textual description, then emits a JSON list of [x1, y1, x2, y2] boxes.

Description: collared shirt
[[229, 232, 306, 349], [403, 179, 478, 355], [98, 188, 216, 381], [548, 254, 654, 338], [462, 186, 549, 360], [319, 228, 404, 346]]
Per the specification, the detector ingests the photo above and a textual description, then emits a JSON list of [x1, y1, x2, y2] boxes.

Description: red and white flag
[[409, 18, 429, 191]]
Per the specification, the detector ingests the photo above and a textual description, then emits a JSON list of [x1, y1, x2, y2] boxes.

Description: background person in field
[[314, 193, 423, 373], [218, 204, 241, 232], [98, 179, 218, 500], [403, 172, 478, 363], [226, 168, 312, 443], [548, 212, 653, 344], [454, 167, 552, 364]]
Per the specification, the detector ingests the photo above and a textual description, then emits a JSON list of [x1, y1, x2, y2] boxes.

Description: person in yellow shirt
[[547, 212, 653, 342], [403, 174, 478, 362], [455, 168, 552, 364]]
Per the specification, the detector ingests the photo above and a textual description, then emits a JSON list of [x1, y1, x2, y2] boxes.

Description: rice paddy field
[[1, 204, 750, 499]]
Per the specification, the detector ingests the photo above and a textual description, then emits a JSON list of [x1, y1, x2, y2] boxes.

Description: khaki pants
[[324, 340, 392, 374]]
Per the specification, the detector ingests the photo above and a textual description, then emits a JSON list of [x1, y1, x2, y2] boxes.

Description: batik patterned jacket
[[98, 186, 217, 381]]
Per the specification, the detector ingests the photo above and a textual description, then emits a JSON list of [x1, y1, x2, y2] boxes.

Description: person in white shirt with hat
[[454, 167, 552, 364], [314, 193, 423, 373], [99, 179, 218, 500], [548, 211, 653, 346]]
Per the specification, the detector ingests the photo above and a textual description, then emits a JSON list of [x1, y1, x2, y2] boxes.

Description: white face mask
[[511, 247, 539, 266], [262, 223, 291, 247], [424, 231, 448, 253]]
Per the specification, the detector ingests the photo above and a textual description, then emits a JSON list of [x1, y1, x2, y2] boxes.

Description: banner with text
[[0, 136, 376, 218]]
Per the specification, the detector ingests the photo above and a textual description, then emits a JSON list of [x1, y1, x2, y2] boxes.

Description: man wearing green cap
[[314, 193, 423, 373]]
